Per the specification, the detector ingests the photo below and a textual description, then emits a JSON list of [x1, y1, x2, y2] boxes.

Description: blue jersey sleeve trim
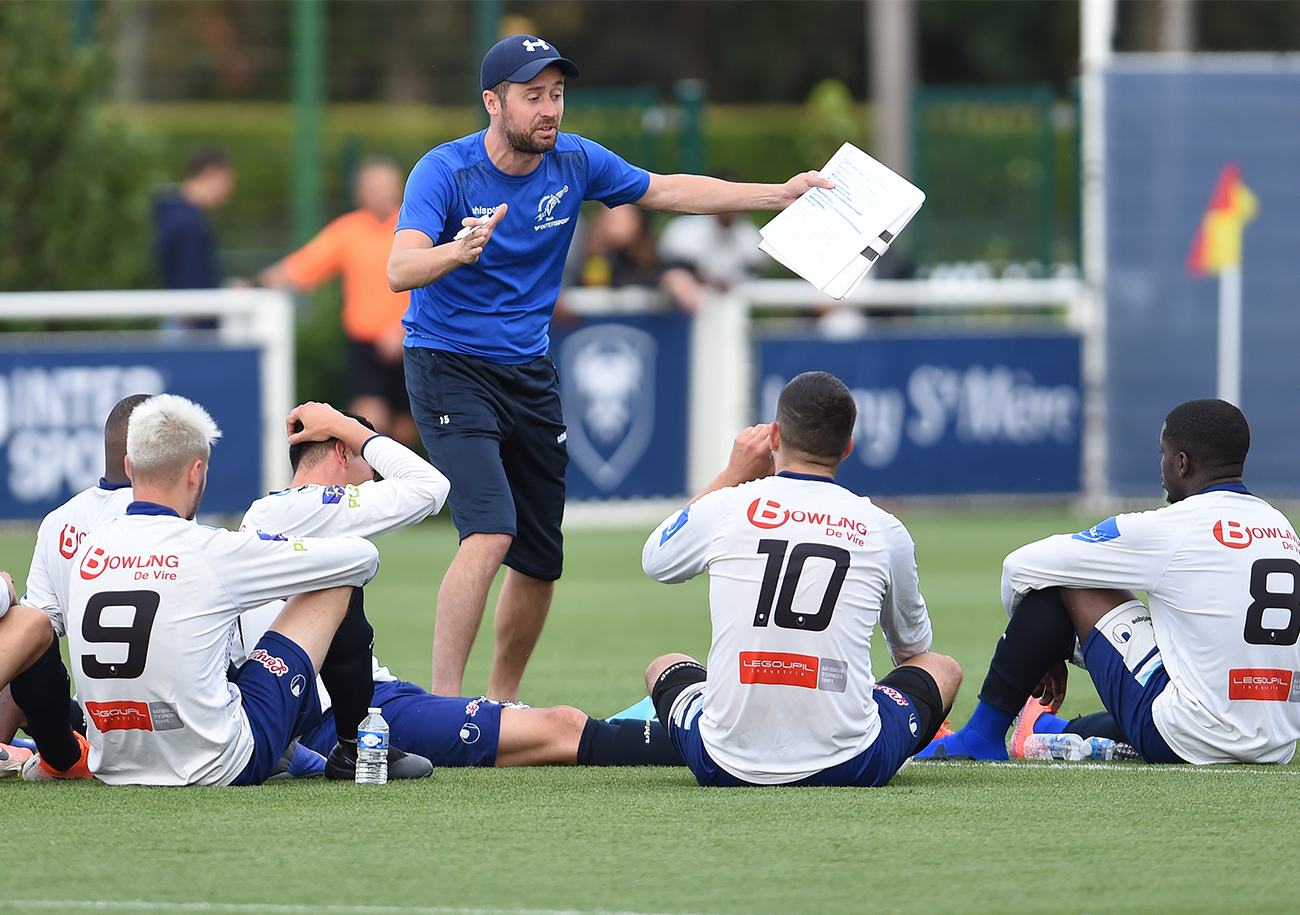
[[359, 434, 389, 458]]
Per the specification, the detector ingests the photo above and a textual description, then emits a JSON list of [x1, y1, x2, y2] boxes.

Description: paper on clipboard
[[758, 143, 925, 299]]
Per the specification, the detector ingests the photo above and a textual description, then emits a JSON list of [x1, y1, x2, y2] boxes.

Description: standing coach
[[388, 34, 832, 701]]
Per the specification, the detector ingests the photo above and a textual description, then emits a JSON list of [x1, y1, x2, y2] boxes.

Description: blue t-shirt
[[397, 131, 651, 363]]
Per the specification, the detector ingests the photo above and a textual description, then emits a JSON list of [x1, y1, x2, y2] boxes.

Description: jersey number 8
[[1244, 559, 1300, 647]]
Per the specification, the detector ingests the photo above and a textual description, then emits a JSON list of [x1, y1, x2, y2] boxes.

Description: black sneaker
[[323, 738, 433, 781]]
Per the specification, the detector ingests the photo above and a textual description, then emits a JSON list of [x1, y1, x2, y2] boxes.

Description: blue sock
[[915, 701, 1013, 761], [965, 702, 1015, 743], [1034, 712, 1068, 735]]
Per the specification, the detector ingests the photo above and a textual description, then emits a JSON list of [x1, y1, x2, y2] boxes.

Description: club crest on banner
[[560, 324, 656, 492]]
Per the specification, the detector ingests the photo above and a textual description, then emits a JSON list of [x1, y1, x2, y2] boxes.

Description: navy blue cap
[[481, 34, 579, 92]]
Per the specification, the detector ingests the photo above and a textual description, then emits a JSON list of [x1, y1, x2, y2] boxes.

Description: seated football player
[[642, 371, 962, 787], [921, 399, 1300, 765], [236, 401, 682, 768], [1, 394, 153, 779], [57, 394, 382, 785]]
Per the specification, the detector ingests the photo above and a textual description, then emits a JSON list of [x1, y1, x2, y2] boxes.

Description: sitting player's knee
[[644, 653, 697, 694]]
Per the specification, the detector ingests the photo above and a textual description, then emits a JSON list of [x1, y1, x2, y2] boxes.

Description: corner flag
[[1186, 162, 1258, 277]]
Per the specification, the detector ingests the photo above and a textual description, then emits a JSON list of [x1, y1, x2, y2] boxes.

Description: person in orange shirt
[[260, 157, 418, 446]]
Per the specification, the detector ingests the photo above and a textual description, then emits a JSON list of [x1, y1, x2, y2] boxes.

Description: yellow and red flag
[[1186, 162, 1259, 277]]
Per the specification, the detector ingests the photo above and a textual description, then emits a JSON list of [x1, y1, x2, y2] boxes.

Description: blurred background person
[[578, 204, 703, 312], [153, 145, 236, 331], [259, 157, 419, 448], [655, 172, 765, 292]]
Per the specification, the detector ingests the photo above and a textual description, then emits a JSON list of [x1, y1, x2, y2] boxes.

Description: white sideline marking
[[2, 902, 733, 915]]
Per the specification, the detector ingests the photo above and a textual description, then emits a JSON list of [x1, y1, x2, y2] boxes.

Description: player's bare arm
[[387, 204, 508, 292], [636, 171, 834, 215], [286, 401, 376, 455]]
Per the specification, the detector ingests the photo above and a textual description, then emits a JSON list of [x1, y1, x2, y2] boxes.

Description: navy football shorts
[[405, 347, 567, 581], [231, 631, 322, 786], [657, 665, 942, 788], [301, 679, 503, 768], [1082, 600, 1186, 763]]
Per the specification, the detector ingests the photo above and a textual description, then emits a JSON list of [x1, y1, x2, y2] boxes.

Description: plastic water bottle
[[1082, 736, 1118, 761], [1021, 732, 1087, 761], [355, 707, 388, 785]]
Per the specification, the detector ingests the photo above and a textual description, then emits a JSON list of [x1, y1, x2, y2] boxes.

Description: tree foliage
[[0, 2, 158, 291]]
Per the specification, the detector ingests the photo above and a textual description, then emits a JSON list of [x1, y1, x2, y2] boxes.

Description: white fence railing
[[565, 276, 1099, 501], [0, 288, 296, 496]]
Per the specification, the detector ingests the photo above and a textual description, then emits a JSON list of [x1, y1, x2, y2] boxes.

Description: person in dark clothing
[[153, 146, 236, 329]]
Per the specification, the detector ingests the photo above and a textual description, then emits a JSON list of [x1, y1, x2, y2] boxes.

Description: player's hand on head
[[727, 423, 775, 483], [455, 203, 508, 264], [779, 170, 835, 208], [286, 401, 343, 444]]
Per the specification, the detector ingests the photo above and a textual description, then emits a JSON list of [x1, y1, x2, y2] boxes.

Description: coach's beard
[[505, 120, 559, 155]]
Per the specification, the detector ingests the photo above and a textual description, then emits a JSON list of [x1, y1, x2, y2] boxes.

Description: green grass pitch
[[2, 505, 1299, 915]]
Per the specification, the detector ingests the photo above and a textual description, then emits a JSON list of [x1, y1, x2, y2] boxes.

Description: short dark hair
[[775, 372, 857, 462], [488, 79, 510, 105], [288, 409, 377, 474], [1162, 398, 1250, 472], [186, 145, 231, 178], [106, 393, 155, 439]]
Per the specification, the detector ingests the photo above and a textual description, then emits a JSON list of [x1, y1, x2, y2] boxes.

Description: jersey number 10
[[752, 539, 850, 632]]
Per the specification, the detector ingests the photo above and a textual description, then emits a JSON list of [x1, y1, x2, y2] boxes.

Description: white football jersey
[[643, 472, 933, 784], [23, 481, 134, 636], [1002, 485, 1300, 765], [237, 435, 450, 692], [59, 505, 380, 785]]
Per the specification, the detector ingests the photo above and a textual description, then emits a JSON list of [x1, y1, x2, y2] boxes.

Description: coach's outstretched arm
[[387, 204, 509, 292], [636, 171, 833, 215]]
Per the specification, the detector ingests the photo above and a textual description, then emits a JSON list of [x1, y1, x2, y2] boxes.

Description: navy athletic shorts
[[655, 664, 943, 787], [300, 679, 502, 768], [231, 631, 322, 786], [405, 346, 567, 581], [1082, 601, 1186, 764], [347, 338, 411, 414]]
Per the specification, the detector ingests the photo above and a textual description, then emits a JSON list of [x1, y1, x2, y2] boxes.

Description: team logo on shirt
[[1212, 520, 1300, 551], [536, 185, 569, 222], [59, 523, 85, 559], [747, 498, 789, 529], [289, 674, 307, 697], [459, 723, 482, 744], [744, 498, 871, 538], [79, 548, 179, 580]]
